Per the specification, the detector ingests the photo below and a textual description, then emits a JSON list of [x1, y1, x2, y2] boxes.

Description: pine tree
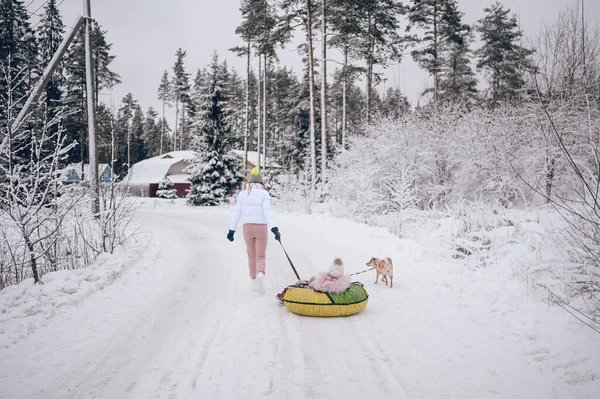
[[378, 87, 410, 118], [354, 0, 407, 123], [279, 0, 323, 187], [0, 0, 39, 131], [278, 67, 311, 174], [157, 70, 171, 154], [407, 0, 471, 104], [227, 69, 246, 146], [0, 0, 40, 198], [268, 66, 300, 165], [96, 103, 115, 164], [143, 107, 160, 157], [91, 21, 120, 105], [330, 69, 366, 146], [156, 117, 172, 154], [114, 93, 138, 175], [476, 2, 533, 106], [330, 0, 366, 148], [156, 177, 177, 199], [130, 104, 146, 166], [171, 48, 191, 151], [63, 20, 119, 164], [438, 37, 478, 105], [235, 0, 281, 169], [187, 53, 243, 206], [37, 0, 65, 111]]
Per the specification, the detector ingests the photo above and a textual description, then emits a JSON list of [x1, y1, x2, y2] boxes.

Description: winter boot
[[255, 272, 265, 295]]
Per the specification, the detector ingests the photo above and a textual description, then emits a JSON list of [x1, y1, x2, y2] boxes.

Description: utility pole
[[84, 0, 100, 215]]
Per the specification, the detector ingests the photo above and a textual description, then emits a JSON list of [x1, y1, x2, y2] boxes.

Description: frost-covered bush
[[271, 173, 320, 215], [0, 183, 139, 290], [156, 177, 177, 199], [327, 118, 420, 223], [326, 104, 585, 216]]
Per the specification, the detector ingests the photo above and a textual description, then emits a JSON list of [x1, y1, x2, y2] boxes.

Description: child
[[308, 258, 351, 294]]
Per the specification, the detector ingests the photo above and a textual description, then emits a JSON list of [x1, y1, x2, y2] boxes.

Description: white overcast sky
[[27, 0, 600, 113]]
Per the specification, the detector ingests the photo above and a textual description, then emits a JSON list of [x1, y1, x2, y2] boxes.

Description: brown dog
[[366, 257, 394, 288]]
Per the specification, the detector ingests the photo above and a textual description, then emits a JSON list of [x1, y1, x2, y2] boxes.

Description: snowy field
[[0, 199, 599, 398]]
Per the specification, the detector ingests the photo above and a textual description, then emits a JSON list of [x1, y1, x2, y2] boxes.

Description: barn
[[120, 151, 198, 197]]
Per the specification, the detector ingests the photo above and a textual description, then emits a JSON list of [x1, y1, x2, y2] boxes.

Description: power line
[[30, 0, 69, 31], [27, 0, 51, 18]]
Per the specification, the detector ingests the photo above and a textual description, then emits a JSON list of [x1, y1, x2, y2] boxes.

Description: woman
[[228, 166, 281, 294]]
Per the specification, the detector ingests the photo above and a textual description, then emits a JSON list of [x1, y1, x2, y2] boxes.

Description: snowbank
[[0, 232, 151, 348]]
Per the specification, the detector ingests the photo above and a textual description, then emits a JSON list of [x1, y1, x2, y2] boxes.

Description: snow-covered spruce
[[156, 177, 177, 199], [186, 151, 243, 206]]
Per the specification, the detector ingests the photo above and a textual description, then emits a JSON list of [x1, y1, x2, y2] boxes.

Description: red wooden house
[[120, 151, 198, 197]]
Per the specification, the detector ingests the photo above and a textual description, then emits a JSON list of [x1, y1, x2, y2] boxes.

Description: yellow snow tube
[[283, 282, 369, 317]]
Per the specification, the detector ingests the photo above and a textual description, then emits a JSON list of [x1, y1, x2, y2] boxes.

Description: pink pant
[[243, 224, 268, 279]]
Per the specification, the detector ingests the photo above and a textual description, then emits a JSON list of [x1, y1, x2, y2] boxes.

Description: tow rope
[[278, 240, 374, 280]]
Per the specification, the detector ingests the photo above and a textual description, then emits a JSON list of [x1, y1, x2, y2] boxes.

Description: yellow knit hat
[[249, 166, 262, 183]]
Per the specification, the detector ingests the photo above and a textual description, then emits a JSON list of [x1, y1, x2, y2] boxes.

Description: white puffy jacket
[[229, 184, 278, 231]]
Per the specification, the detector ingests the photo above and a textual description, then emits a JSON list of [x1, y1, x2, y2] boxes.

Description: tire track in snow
[[43, 211, 207, 398], [1, 207, 451, 399]]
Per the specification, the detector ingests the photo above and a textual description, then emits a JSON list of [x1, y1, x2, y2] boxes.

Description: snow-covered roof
[[121, 151, 199, 185], [229, 150, 282, 168], [157, 151, 198, 162]]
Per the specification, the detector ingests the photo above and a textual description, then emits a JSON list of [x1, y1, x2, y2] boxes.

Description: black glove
[[271, 227, 281, 241], [227, 230, 235, 242]]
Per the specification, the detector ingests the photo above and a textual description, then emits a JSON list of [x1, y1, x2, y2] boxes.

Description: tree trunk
[[244, 42, 250, 172], [257, 54, 262, 168], [342, 47, 348, 150], [366, 55, 373, 124], [546, 157, 556, 204], [24, 235, 40, 284], [179, 108, 186, 150], [262, 53, 267, 170], [320, 0, 328, 177], [127, 119, 131, 172], [366, 12, 374, 124], [160, 99, 165, 154], [174, 98, 179, 151], [433, 0, 439, 107], [306, 0, 317, 190]]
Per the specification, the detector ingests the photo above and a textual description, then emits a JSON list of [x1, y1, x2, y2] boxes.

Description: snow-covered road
[[0, 204, 598, 398]]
